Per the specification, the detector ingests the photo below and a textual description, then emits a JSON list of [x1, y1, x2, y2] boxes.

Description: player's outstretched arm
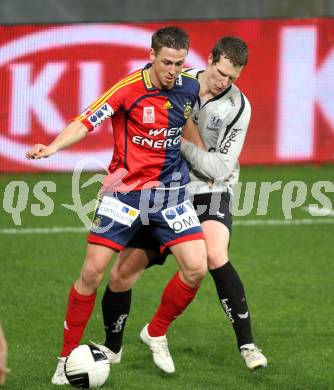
[[26, 120, 89, 160]]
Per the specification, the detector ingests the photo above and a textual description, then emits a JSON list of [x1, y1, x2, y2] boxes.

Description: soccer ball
[[64, 344, 110, 388]]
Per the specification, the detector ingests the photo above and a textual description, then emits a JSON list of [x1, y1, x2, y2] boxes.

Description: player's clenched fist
[[25, 144, 56, 159]]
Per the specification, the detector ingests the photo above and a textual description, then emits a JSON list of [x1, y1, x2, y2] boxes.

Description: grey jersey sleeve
[[181, 94, 251, 181]]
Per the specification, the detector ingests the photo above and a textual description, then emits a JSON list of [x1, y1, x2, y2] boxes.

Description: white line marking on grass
[[302, 206, 334, 216], [1, 218, 334, 234], [0, 227, 87, 234], [234, 218, 334, 226]]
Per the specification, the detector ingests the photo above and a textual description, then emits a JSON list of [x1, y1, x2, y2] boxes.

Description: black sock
[[210, 262, 254, 349], [102, 286, 131, 353]]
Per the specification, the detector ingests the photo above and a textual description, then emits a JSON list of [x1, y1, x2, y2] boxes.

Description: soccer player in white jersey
[[95, 36, 267, 374]]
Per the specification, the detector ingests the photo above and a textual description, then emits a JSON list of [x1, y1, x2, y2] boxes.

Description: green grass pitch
[[0, 165, 333, 389]]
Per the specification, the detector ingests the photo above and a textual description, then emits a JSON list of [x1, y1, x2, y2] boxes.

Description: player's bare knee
[[182, 268, 206, 287], [182, 260, 207, 287], [80, 265, 104, 290], [207, 247, 228, 269], [109, 268, 133, 292]]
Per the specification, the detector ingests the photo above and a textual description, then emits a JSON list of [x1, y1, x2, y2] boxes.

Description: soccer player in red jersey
[[98, 36, 267, 374], [26, 26, 207, 384]]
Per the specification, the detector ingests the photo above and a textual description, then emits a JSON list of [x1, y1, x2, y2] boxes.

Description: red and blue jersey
[[76, 64, 200, 191]]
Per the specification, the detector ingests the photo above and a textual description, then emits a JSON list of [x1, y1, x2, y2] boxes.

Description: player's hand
[[0, 365, 10, 386], [25, 144, 56, 159]]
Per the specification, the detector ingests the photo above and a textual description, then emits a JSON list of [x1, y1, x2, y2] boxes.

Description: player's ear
[[208, 53, 213, 66], [150, 48, 156, 64]]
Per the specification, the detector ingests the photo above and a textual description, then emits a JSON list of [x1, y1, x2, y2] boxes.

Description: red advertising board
[[0, 19, 334, 172]]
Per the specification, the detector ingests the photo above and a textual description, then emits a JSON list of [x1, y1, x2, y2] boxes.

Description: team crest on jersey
[[143, 106, 155, 123], [183, 101, 192, 119], [207, 113, 224, 131]]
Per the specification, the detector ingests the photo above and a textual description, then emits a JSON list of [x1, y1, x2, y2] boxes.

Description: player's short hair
[[211, 36, 248, 67], [151, 26, 190, 55]]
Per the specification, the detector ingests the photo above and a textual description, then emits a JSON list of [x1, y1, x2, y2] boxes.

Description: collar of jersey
[[142, 63, 180, 92]]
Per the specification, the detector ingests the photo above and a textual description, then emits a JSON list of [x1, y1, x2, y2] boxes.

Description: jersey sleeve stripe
[[89, 75, 142, 112], [89, 71, 142, 111], [218, 92, 245, 147], [76, 74, 142, 120]]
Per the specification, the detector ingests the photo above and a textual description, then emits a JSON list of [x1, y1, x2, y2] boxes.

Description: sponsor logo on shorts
[[98, 196, 139, 226], [162, 200, 200, 233]]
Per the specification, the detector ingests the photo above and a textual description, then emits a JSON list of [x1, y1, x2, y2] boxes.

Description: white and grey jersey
[[181, 68, 251, 195]]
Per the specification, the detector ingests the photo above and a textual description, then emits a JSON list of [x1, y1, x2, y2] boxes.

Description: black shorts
[[127, 191, 232, 267], [126, 225, 167, 267], [192, 191, 232, 233]]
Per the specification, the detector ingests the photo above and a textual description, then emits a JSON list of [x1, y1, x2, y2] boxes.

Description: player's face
[[207, 54, 243, 95], [149, 47, 187, 89]]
